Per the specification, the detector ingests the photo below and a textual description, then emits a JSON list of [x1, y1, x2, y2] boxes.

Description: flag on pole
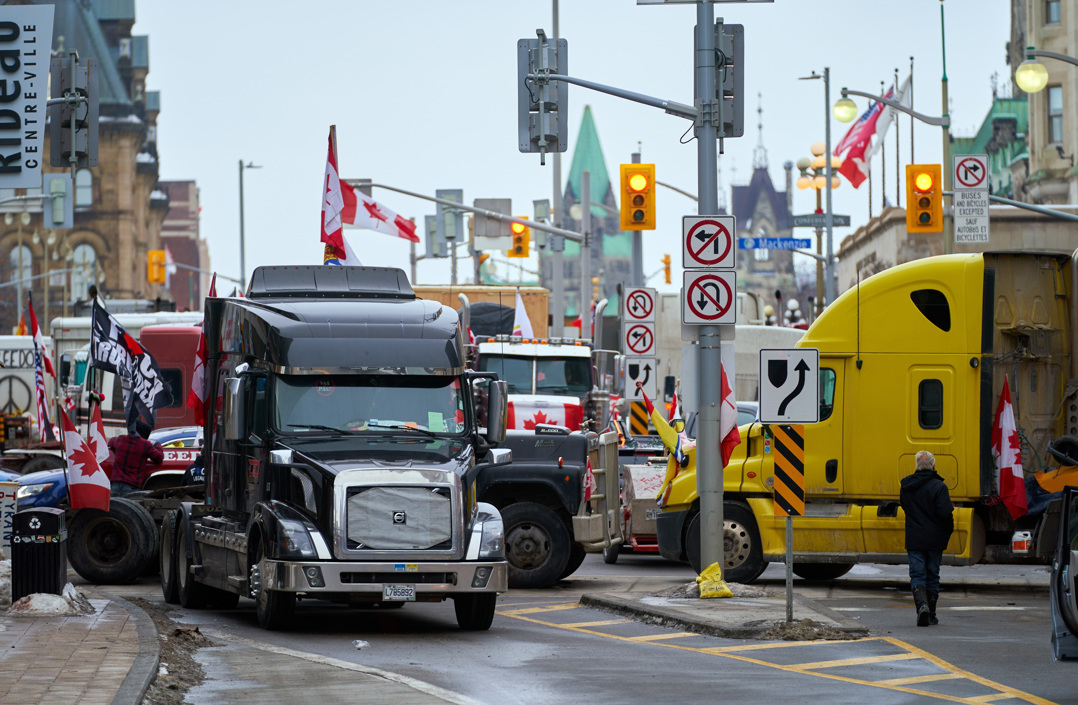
[[991, 376, 1028, 520], [833, 89, 893, 189], [33, 330, 54, 442], [14, 314, 26, 336], [27, 295, 54, 377], [866, 75, 912, 162], [718, 362, 741, 468], [320, 126, 363, 265], [61, 409, 110, 511], [86, 402, 109, 465], [187, 273, 216, 425], [639, 383, 692, 505], [340, 181, 419, 243], [512, 288, 534, 337], [668, 381, 682, 425]]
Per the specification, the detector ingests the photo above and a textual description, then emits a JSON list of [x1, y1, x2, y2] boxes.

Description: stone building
[[160, 180, 211, 311], [0, 0, 170, 332]]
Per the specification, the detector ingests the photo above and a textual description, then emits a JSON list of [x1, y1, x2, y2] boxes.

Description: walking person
[[107, 419, 164, 497], [900, 450, 954, 626]]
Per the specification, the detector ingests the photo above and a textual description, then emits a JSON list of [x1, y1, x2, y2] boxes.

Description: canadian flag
[[507, 401, 583, 430], [62, 410, 110, 512], [27, 295, 54, 377], [186, 273, 216, 425], [86, 403, 109, 465], [991, 375, 1028, 520]]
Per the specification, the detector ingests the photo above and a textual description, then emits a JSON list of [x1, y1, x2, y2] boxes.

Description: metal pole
[[451, 241, 458, 286], [910, 56, 915, 163], [550, 0, 565, 337], [16, 219, 23, 317], [236, 160, 244, 291], [581, 170, 591, 339], [696, 4, 725, 575], [409, 240, 417, 283], [785, 516, 793, 622], [43, 235, 49, 336], [940, 2, 953, 255], [814, 188, 823, 318], [823, 67, 836, 306], [631, 149, 644, 286]]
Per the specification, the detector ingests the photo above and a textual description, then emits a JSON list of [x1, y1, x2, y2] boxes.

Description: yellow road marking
[[877, 673, 964, 686], [630, 632, 698, 642], [793, 652, 919, 670], [500, 605, 1057, 704], [561, 620, 630, 628]]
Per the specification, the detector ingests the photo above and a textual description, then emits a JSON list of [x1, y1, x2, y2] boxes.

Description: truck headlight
[[476, 506, 504, 560], [277, 518, 316, 559], [17, 483, 54, 499]]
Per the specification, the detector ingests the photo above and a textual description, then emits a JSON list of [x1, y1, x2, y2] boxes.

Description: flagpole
[[910, 56, 915, 163], [58, 409, 72, 509], [880, 81, 886, 212], [895, 69, 901, 209]]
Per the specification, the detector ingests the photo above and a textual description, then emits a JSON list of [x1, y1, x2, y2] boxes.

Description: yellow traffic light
[[905, 164, 943, 234], [661, 254, 671, 284], [591, 276, 600, 300], [147, 249, 166, 284], [620, 163, 656, 230], [508, 217, 529, 258]]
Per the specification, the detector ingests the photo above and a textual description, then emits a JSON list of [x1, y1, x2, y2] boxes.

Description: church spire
[[752, 92, 768, 170]]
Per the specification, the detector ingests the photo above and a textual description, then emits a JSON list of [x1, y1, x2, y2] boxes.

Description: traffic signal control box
[[508, 218, 530, 258], [905, 164, 943, 234], [620, 163, 656, 231], [147, 250, 166, 283]]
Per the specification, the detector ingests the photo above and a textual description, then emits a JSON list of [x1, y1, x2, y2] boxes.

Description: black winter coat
[[899, 469, 954, 551]]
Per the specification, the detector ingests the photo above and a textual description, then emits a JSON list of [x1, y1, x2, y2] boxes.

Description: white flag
[[867, 74, 912, 161], [512, 289, 534, 337]]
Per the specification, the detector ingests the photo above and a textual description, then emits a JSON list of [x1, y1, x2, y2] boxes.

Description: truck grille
[[346, 486, 453, 550], [340, 572, 456, 585]]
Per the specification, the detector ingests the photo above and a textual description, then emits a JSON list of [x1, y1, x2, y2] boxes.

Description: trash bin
[[11, 507, 67, 602]]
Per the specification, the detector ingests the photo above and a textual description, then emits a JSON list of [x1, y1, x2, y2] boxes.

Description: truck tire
[[21, 454, 66, 474], [67, 498, 157, 584], [250, 538, 295, 630], [602, 543, 620, 564], [685, 503, 765, 584], [559, 543, 587, 580], [160, 510, 180, 604], [792, 563, 853, 581], [454, 593, 497, 631], [177, 516, 209, 609], [501, 502, 571, 589]]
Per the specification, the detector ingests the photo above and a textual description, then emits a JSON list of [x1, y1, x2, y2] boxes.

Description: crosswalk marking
[[792, 653, 919, 670], [876, 673, 964, 686], [629, 632, 698, 642]]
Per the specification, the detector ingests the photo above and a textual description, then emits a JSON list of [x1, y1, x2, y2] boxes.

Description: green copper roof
[[952, 97, 1028, 156], [567, 106, 612, 220]]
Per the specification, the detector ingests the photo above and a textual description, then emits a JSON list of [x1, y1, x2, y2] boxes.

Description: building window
[[9, 245, 30, 284], [1048, 85, 1064, 144], [75, 169, 93, 206], [1046, 0, 1061, 24], [71, 243, 96, 301]]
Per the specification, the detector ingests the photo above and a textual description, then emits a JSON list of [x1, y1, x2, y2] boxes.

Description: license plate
[[382, 584, 416, 602], [645, 508, 661, 520]]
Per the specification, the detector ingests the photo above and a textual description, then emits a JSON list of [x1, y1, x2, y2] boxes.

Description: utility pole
[[580, 170, 591, 338], [550, 0, 566, 336]]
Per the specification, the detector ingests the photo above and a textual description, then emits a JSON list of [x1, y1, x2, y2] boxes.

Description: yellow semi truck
[[657, 252, 1078, 581]]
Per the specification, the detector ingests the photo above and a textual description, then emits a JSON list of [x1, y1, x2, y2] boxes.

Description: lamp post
[[1015, 46, 1078, 93], [5, 211, 30, 318], [798, 68, 837, 308], [238, 160, 261, 291], [795, 143, 842, 317]]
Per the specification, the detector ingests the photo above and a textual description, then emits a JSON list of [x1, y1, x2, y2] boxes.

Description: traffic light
[[620, 163, 656, 230], [591, 276, 600, 300], [508, 217, 529, 258], [661, 254, 671, 284], [905, 164, 943, 234], [147, 250, 166, 283]]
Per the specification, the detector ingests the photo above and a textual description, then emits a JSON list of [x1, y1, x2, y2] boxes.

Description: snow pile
[[0, 559, 10, 608], [7, 583, 95, 617]]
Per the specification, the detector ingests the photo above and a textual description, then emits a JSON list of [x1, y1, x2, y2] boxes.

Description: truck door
[[1051, 487, 1078, 660]]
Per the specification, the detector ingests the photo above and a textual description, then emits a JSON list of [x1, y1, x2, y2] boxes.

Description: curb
[[580, 591, 869, 639], [96, 591, 161, 705]]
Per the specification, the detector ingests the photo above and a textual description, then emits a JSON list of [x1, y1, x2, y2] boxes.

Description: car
[[15, 426, 203, 509]]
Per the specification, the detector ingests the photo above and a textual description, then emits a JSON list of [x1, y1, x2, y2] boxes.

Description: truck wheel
[[501, 502, 570, 589], [602, 543, 620, 564], [67, 498, 157, 584], [454, 593, 497, 631], [792, 563, 853, 581], [250, 541, 295, 630], [160, 510, 180, 604], [559, 543, 587, 579], [685, 503, 765, 584], [177, 517, 209, 609], [21, 455, 66, 474]]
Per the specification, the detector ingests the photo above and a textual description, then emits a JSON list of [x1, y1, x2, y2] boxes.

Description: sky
[[134, 0, 1013, 297]]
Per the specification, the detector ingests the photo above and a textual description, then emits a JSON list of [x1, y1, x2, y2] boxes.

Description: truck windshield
[[479, 355, 591, 400], [274, 375, 466, 435]]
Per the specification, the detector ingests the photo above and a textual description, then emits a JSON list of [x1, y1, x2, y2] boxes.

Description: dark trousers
[[907, 549, 943, 593], [111, 481, 138, 497]]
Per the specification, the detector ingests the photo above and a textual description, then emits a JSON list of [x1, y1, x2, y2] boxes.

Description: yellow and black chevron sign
[[772, 424, 805, 517], [629, 401, 651, 436]]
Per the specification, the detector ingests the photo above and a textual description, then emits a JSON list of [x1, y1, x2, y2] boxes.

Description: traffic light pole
[[550, 1, 566, 337], [580, 171, 591, 338]]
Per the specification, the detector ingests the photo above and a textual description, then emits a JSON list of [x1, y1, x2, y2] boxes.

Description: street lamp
[[798, 68, 837, 309], [238, 160, 261, 291], [1014, 46, 1078, 94], [795, 142, 842, 317]]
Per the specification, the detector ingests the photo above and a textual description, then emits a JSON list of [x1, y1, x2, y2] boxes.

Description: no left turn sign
[[682, 215, 736, 269], [682, 271, 736, 325], [623, 322, 656, 355], [623, 287, 655, 322]]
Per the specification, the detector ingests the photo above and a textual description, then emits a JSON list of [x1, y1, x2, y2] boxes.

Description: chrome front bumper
[[262, 559, 508, 594]]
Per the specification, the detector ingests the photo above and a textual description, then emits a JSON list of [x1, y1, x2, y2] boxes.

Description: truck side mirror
[[485, 380, 508, 444], [223, 377, 246, 441]]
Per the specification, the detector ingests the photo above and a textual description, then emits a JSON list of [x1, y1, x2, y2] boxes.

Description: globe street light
[[796, 143, 842, 317], [1014, 46, 1078, 94]]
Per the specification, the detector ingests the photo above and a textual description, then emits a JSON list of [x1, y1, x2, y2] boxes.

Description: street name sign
[[682, 271, 736, 325], [953, 154, 990, 244], [738, 238, 811, 250], [792, 213, 851, 228], [759, 348, 819, 424], [682, 215, 735, 269]]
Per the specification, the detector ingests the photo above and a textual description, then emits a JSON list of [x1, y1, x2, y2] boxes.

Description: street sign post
[[738, 237, 811, 250], [791, 213, 850, 228], [682, 215, 735, 269], [624, 356, 658, 401], [759, 348, 819, 424], [623, 287, 656, 323], [953, 154, 990, 244], [682, 271, 736, 325]]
